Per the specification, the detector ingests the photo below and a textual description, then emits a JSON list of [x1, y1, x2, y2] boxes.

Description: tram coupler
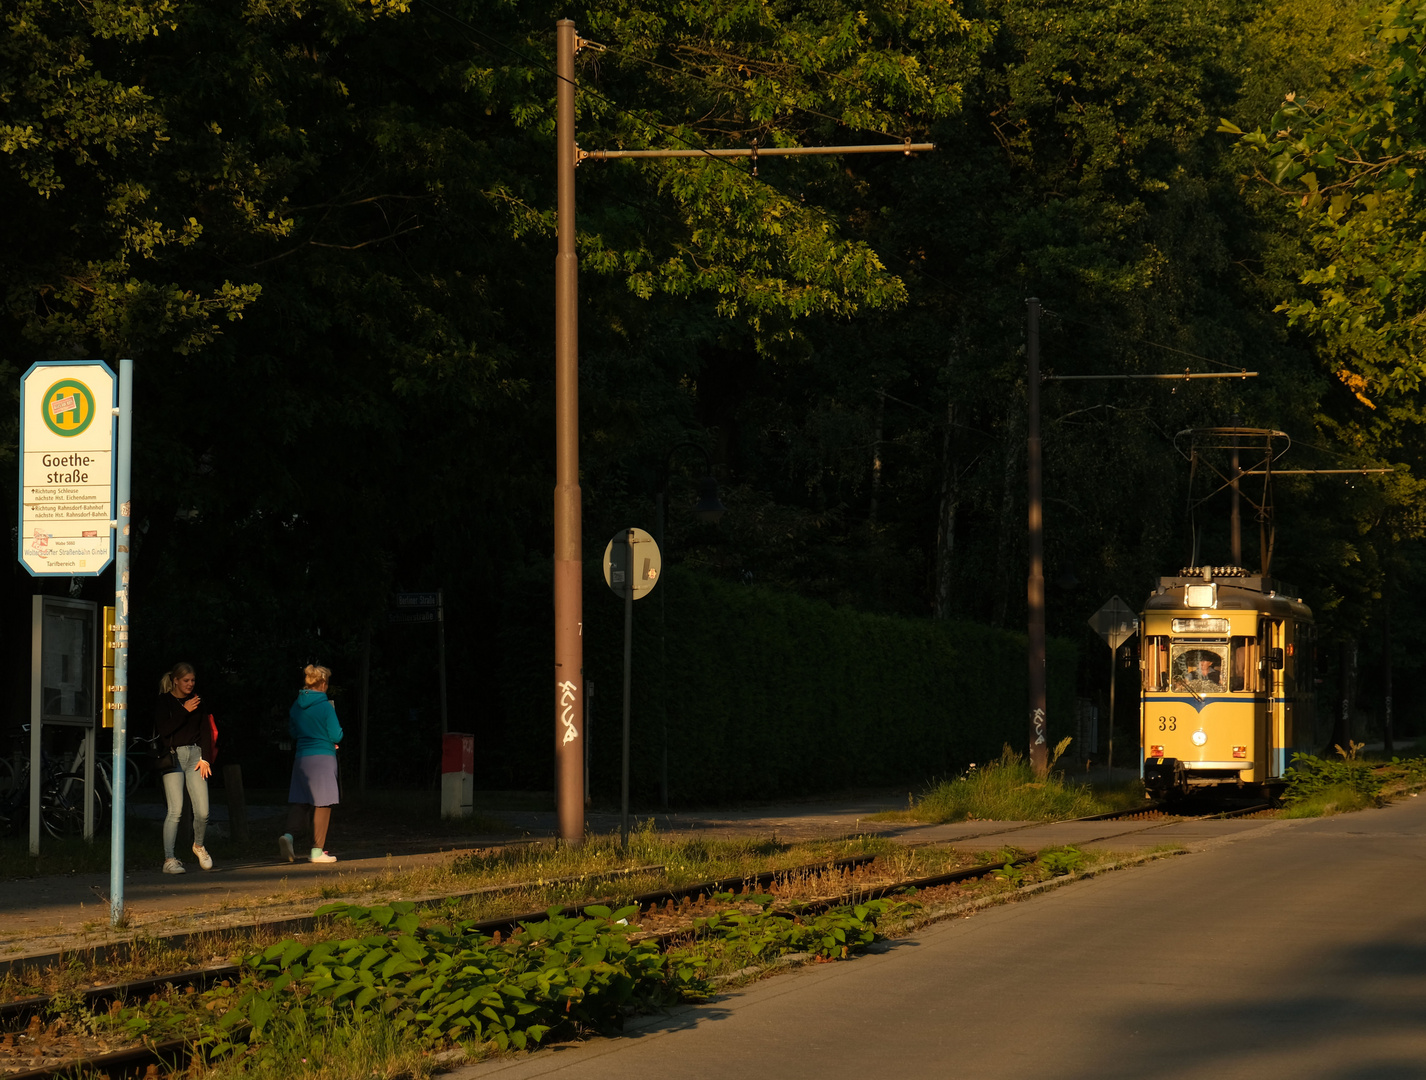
[[1144, 756, 1186, 800]]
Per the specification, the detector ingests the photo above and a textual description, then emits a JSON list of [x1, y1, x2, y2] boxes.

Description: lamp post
[[654, 442, 725, 808]]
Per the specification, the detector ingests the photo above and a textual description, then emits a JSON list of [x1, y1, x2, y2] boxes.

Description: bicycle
[[74, 733, 159, 805], [0, 729, 106, 840]]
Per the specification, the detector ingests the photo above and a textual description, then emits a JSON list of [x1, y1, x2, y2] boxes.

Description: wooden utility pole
[[553, 18, 584, 845], [1027, 298, 1047, 776], [550, 19, 933, 839]]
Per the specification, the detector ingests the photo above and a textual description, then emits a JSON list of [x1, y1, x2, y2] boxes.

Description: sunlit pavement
[[457, 794, 1426, 1080]]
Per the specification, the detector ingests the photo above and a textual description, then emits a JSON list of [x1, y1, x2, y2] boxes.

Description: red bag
[[208, 714, 219, 764]]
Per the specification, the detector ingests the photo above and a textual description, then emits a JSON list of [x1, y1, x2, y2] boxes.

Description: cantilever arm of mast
[[580, 142, 935, 162], [1046, 371, 1257, 381], [1238, 469, 1394, 475]]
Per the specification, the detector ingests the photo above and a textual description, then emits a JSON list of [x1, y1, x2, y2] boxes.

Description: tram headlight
[[1191, 729, 1208, 747], [1185, 584, 1217, 608]]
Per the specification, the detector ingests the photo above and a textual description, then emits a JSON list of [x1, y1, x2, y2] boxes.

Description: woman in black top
[[155, 662, 214, 874]]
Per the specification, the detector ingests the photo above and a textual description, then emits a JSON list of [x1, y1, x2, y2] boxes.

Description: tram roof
[[1143, 572, 1312, 621]]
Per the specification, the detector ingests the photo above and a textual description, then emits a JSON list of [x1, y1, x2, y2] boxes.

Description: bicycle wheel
[[41, 773, 105, 839], [0, 757, 14, 800]]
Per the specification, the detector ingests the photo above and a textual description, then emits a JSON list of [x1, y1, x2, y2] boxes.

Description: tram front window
[[1171, 644, 1229, 692]]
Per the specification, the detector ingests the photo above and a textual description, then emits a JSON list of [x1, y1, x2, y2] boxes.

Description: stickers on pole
[[18, 361, 117, 577], [603, 528, 661, 600]]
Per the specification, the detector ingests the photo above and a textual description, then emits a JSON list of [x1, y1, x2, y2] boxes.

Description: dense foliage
[[4, 0, 1422, 792], [494, 564, 1077, 801]]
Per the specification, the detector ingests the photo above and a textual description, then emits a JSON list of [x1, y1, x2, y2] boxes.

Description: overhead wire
[[416, 0, 919, 199], [415, 1, 1260, 409], [1040, 307, 1247, 371]]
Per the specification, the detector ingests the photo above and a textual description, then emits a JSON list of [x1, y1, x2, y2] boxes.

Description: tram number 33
[[1157, 716, 1178, 731]]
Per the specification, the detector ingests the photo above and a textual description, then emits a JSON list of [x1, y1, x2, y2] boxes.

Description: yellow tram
[[1139, 566, 1315, 800]]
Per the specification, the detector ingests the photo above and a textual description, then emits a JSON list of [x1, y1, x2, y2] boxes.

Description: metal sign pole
[[1089, 597, 1137, 780], [28, 646, 40, 856], [621, 529, 634, 848], [437, 589, 448, 737], [110, 358, 133, 926], [1108, 644, 1116, 774]]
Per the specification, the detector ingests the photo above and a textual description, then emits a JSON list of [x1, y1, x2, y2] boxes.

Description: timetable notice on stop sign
[[18, 360, 117, 577]]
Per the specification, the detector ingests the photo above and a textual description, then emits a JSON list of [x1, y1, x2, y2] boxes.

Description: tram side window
[[1142, 636, 1169, 690], [1230, 636, 1259, 692]]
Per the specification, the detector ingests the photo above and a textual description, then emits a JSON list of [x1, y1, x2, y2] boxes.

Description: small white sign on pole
[[18, 361, 117, 577]]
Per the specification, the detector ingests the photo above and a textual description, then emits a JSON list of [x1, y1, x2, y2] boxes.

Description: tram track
[[0, 804, 1276, 1079], [0, 850, 1040, 1080], [0, 802, 1274, 1029]]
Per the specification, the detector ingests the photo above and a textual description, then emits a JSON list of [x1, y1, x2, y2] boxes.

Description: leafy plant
[[1037, 847, 1085, 877], [1283, 753, 1382, 807], [207, 901, 688, 1059], [990, 862, 1026, 886], [189, 893, 912, 1062]]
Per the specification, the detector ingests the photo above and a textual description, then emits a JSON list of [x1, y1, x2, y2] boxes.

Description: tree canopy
[[4, 0, 1423, 778]]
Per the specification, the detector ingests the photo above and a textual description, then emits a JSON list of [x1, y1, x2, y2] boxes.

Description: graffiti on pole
[[558, 680, 579, 744]]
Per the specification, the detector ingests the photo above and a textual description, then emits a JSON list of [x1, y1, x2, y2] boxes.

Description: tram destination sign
[[18, 361, 117, 578]]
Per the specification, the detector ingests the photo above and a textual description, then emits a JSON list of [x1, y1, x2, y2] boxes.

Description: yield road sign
[[1089, 596, 1138, 650]]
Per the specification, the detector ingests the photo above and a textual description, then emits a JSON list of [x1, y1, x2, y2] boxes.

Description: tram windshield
[[1171, 644, 1229, 692]]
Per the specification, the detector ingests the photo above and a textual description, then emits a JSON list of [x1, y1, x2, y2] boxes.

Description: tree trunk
[[992, 403, 1022, 629], [933, 389, 958, 620], [1330, 639, 1357, 754], [1382, 595, 1393, 754]]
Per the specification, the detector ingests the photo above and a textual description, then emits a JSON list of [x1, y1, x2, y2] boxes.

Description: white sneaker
[[310, 849, 337, 864], [192, 844, 214, 871], [278, 834, 294, 863], [163, 858, 185, 875]]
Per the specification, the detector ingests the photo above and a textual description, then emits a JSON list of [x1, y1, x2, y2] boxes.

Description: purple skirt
[[289, 754, 340, 807]]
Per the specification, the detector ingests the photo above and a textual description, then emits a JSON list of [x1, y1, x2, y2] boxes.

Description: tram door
[[1263, 617, 1285, 780]]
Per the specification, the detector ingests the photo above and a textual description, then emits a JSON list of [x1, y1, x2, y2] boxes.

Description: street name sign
[[19, 361, 117, 577]]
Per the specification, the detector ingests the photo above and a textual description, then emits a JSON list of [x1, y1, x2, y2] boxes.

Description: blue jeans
[[162, 744, 210, 857]]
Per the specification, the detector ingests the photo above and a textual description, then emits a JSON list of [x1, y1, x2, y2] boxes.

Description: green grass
[[1278, 782, 1379, 818], [199, 1005, 446, 1080], [872, 746, 1142, 824]]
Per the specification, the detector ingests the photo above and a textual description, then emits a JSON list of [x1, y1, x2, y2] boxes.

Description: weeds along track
[[901, 800, 1272, 848], [2, 805, 1277, 1079], [0, 855, 883, 1028], [1, 851, 1043, 1080]]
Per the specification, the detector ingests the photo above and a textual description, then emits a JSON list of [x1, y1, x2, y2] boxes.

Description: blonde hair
[[160, 662, 195, 695], [304, 664, 332, 689]]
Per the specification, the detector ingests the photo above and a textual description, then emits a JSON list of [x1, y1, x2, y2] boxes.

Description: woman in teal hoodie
[[279, 664, 344, 864]]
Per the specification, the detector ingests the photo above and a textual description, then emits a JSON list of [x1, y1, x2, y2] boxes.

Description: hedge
[[491, 563, 1077, 805]]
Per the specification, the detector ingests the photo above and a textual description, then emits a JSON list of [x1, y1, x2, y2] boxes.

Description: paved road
[[459, 796, 1426, 1080]]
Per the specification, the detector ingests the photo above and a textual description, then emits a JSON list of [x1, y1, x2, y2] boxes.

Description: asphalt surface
[[454, 795, 1426, 1080]]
